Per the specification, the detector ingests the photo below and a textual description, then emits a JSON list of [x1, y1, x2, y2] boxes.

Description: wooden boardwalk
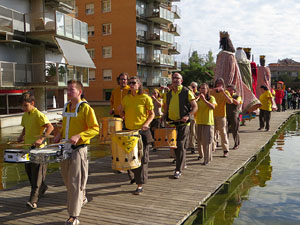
[[0, 110, 297, 225]]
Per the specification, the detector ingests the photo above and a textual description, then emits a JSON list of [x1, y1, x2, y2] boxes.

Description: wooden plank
[[0, 111, 297, 225]]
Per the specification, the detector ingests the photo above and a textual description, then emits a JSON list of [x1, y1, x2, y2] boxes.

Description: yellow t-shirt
[[21, 107, 50, 148], [212, 90, 231, 117], [61, 101, 99, 145], [259, 90, 272, 111], [110, 86, 130, 116], [196, 96, 217, 125], [163, 85, 195, 121], [122, 93, 154, 130]]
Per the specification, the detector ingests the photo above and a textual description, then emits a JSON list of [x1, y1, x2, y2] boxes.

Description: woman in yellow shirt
[[258, 85, 273, 131], [196, 83, 217, 165], [120, 76, 154, 195]]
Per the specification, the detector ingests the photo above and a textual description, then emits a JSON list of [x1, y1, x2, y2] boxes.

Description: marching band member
[[18, 92, 54, 209], [119, 76, 154, 195], [54, 80, 99, 225], [163, 73, 198, 179]]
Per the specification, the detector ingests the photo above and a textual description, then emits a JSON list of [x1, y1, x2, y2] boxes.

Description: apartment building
[[76, 0, 181, 101], [269, 59, 300, 80], [0, 0, 95, 113]]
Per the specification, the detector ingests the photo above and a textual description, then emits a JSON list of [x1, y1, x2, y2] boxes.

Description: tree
[[181, 50, 215, 86]]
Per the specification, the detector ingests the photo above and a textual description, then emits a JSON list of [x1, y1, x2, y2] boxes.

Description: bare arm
[[200, 94, 215, 109], [221, 89, 233, 104], [17, 128, 25, 142], [142, 109, 155, 130], [181, 99, 198, 123], [35, 123, 54, 147]]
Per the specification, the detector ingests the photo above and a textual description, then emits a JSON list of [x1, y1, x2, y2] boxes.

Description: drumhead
[[30, 148, 59, 154], [100, 117, 123, 122], [5, 149, 25, 153]]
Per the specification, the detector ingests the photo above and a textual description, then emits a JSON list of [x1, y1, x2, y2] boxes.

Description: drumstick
[[34, 134, 55, 139], [43, 141, 67, 148]]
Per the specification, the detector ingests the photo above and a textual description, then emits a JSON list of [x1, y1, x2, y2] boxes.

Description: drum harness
[[60, 100, 87, 160]]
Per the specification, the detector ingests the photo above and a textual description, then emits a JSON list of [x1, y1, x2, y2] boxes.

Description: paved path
[[0, 110, 297, 225]]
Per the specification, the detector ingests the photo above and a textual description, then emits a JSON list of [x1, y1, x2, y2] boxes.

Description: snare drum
[[99, 117, 123, 144], [111, 130, 142, 171], [29, 148, 60, 163], [154, 128, 177, 148], [4, 149, 30, 163]]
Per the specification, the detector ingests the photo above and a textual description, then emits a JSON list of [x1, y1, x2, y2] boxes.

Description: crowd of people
[[15, 31, 298, 225]]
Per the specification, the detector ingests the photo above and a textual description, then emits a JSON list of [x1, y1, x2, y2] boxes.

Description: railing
[[24, 10, 88, 43], [150, 6, 174, 23], [168, 23, 181, 35], [171, 5, 181, 18], [149, 30, 174, 44], [151, 54, 174, 66], [0, 5, 26, 33], [137, 53, 146, 64], [170, 42, 181, 52], [136, 30, 147, 40]]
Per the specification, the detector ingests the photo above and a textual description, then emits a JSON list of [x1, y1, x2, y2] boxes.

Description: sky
[[174, 0, 300, 65]]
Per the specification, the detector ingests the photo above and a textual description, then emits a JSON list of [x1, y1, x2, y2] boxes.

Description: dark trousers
[[259, 109, 271, 130], [25, 162, 48, 203], [175, 125, 190, 172], [227, 113, 240, 147], [282, 99, 286, 111], [287, 99, 291, 109], [131, 129, 152, 184]]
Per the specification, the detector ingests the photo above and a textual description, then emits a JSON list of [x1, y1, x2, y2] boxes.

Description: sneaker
[[174, 171, 181, 179], [26, 201, 37, 209], [82, 198, 88, 207], [223, 151, 229, 157], [130, 179, 136, 184], [134, 187, 143, 195], [65, 217, 80, 225]]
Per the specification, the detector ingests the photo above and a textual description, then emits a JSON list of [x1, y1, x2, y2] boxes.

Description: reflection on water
[[0, 106, 111, 190], [185, 114, 300, 225]]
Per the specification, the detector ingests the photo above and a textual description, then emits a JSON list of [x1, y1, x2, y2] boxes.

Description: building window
[[88, 26, 95, 37], [86, 3, 94, 15], [102, 46, 112, 58], [89, 70, 95, 81], [102, 0, 111, 13], [103, 69, 112, 81], [87, 49, 95, 59], [102, 23, 112, 35]]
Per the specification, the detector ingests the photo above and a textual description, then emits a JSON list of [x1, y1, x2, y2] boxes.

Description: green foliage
[[181, 50, 215, 86]]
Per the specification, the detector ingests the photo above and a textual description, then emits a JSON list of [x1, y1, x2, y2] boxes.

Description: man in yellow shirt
[[163, 73, 198, 179], [211, 78, 233, 157], [18, 92, 54, 209], [54, 80, 99, 225], [110, 73, 130, 117], [258, 85, 273, 131]]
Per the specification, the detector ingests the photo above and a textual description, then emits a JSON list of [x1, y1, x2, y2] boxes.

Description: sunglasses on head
[[129, 81, 137, 85]]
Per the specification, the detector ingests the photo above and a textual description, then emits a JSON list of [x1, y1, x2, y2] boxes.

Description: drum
[[4, 149, 30, 163], [99, 117, 123, 144], [154, 128, 177, 148], [29, 148, 60, 163], [111, 130, 142, 171]]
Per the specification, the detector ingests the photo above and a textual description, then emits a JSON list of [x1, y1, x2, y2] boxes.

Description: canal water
[[184, 114, 300, 225], [0, 106, 111, 190]]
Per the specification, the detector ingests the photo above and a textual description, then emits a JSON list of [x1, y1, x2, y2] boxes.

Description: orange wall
[[77, 0, 137, 101]]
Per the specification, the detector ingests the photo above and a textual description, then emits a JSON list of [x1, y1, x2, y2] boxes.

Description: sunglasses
[[129, 81, 137, 85]]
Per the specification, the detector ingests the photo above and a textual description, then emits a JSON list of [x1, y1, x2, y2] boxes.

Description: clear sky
[[174, 0, 300, 65]]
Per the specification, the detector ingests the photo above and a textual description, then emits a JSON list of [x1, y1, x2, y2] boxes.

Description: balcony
[[168, 42, 181, 55], [0, 5, 27, 34], [148, 54, 174, 66], [148, 30, 174, 45], [147, 6, 174, 24], [45, 0, 75, 14], [136, 30, 147, 41], [25, 10, 88, 44], [168, 23, 181, 36], [0, 61, 89, 88], [171, 5, 181, 19], [136, 53, 146, 64], [169, 61, 182, 71]]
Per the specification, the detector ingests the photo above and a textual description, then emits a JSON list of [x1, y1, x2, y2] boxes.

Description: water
[[0, 106, 111, 190], [184, 114, 300, 225]]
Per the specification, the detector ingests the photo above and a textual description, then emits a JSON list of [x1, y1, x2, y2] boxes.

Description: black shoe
[[201, 162, 207, 166], [152, 148, 157, 152], [172, 159, 176, 164], [257, 128, 263, 130], [191, 150, 195, 154], [39, 185, 48, 197], [130, 179, 136, 184], [197, 156, 203, 160]]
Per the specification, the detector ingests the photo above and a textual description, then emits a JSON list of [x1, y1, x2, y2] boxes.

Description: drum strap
[[62, 101, 87, 139]]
